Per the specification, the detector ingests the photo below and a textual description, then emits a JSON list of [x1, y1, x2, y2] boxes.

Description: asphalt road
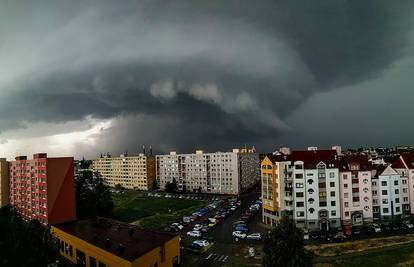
[[182, 191, 266, 267]]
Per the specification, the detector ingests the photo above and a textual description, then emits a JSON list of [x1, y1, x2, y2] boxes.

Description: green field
[[110, 191, 205, 230], [315, 240, 414, 267]]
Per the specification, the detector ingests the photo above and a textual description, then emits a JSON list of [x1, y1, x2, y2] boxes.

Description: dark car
[[351, 226, 361, 235], [362, 225, 373, 234], [310, 232, 319, 240]]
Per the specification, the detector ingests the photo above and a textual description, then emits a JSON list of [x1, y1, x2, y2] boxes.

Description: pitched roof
[[339, 154, 372, 171], [53, 217, 178, 262], [291, 150, 339, 169], [264, 154, 291, 163], [379, 165, 399, 176], [391, 157, 407, 169], [401, 153, 414, 169]]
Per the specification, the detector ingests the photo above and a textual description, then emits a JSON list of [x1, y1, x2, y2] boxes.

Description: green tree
[[76, 170, 114, 218], [263, 215, 313, 267], [165, 178, 178, 193]]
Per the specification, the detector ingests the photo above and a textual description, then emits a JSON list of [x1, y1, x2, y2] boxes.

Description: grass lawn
[[315, 238, 414, 267], [110, 190, 205, 229]]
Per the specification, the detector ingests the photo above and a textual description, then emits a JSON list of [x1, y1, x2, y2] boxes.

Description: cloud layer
[[1, 0, 414, 158]]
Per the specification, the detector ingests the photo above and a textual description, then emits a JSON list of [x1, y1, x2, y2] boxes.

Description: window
[[395, 198, 400, 204], [383, 208, 389, 213], [296, 192, 304, 198], [308, 188, 314, 194], [343, 174, 348, 180], [319, 192, 327, 198], [98, 262, 106, 267], [267, 165, 272, 169], [295, 173, 303, 179], [319, 182, 326, 188], [295, 164, 303, 170], [330, 173, 335, 178], [344, 193, 349, 198], [364, 206, 370, 211], [331, 201, 336, 206], [372, 181, 377, 186], [345, 211, 350, 216], [363, 188, 369, 193], [331, 210, 336, 216], [373, 207, 379, 213], [382, 199, 388, 204], [394, 180, 399, 186], [372, 190, 377, 196], [308, 198, 315, 203], [296, 183, 304, 188], [296, 202, 304, 207], [404, 197, 409, 202], [345, 202, 349, 207], [296, 211, 304, 217], [307, 179, 314, 184], [261, 165, 266, 169], [363, 179, 368, 184], [344, 184, 348, 189], [90, 257, 97, 267], [396, 207, 401, 212], [330, 182, 335, 187], [330, 191, 335, 197], [395, 189, 399, 194], [381, 181, 387, 186], [382, 190, 388, 195], [319, 201, 327, 207], [308, 208, 315, 213], [403, 180, 407, 185]]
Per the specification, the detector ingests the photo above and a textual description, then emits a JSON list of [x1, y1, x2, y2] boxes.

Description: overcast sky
[[1, 0, 414, 159]]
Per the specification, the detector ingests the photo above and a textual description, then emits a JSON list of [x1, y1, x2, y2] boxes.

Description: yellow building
[[51, 217, 180, 267], [92, 154, 156, 191], [0, 158, 9, 208], [261, 155, 293, 226]]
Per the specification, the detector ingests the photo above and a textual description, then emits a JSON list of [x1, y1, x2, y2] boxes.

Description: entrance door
[[320, 219, 329, 232]]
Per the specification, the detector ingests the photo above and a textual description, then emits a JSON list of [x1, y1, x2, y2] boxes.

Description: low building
[[0, 158, 9, 208], [9, 153, 76, 225], [339, 155, 373, 225], [92, 154, 156, 191], [51, 217, 180, 267], [156, 148, 259, 195]]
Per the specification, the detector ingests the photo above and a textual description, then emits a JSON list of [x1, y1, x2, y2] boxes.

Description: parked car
[[303, 230, 309, 240], [187, 230, 202, 237], [233, 221, 246, 226], [310, 232, 319, 240], [247, 233, 261, 240], [189, 243, 202, 251], [183, 216, 191, 224], [328, 232, 346, 242], [171, 223, 183, 230], [404, 221, 414, 229], [232, 231, 247, 239], [373, 224, 381, 233], [351, 226, 361, 235], [193, 240, 209, 247], [193, 224, 203, 231], [235, 226, 248, 232]]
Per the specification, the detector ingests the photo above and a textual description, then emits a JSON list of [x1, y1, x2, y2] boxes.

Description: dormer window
[[317, 162, 326, 169]]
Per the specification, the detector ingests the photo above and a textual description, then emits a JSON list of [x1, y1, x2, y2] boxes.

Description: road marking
[[218, 255, 225, 261], [206, 253, 214, 260], [222, 256, 229, 262]]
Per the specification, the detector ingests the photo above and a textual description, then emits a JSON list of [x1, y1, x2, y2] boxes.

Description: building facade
[[261, 155, 293, 226], [156, 148, 259, 195], [0, 158, 9, 208], [92, 154, 156, 191], [339, 155, 373, 225], [51, 217, 180, 267], [9, 153, 76, 225]]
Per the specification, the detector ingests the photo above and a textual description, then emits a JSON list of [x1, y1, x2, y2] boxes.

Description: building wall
[[409, 169, 414, 214], [51, 226, 180, 267], [0, 159, 9, 207], [261, 158, 279, 226], [9, 154, 76, 225], [293, 162, 341, 230], [378, 173, 403, 219], [92, 155, 155, 191], [156, 150, 257, 195], [340, 171, 373, 225]]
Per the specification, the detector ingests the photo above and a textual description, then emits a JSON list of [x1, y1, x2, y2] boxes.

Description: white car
[[193, 240, 209, 247], [247, 233, 261, 240], [373, 224, 381, 233], [187, 230, 202, 237], [232, 231, 247, 239], [193, 224, 203, 231], [171, 223, 183, 230]]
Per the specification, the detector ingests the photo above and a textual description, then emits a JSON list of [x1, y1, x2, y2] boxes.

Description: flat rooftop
[[53, 217, 178, 262]]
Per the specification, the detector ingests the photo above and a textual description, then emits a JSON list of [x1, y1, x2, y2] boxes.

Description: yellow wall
[[51, 226, 180, 267], [261, 157, 278, 212], [146, 156, 156, 191]]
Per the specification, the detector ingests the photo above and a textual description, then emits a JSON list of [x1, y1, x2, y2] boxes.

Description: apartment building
[[393, 153, 414, 214], [339, 155, 373, 225], [156, 148, 259, 195], [261, 154, 293, 226], [9, 153, 76, 225], [291, 150, 341, 231], [0, 158, 9, 208], [372, 165, 404, 220], [92, 154, 156, 191]]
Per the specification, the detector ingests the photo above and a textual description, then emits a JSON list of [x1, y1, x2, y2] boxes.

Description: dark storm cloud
[[1, 0, 413, 153]]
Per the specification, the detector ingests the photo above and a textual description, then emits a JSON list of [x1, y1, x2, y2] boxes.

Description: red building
[[9, 153, 76, 225]]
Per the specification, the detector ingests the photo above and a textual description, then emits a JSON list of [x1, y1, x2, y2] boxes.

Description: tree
[[165, 178, 178, 193], [152, 179, 159, 190], [76, 170, 114, 218], [263, 215, 313, 267]]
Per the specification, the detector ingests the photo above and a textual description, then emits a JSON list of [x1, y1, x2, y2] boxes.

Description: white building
[[291, 150, 341, 231], [373, 165, 404, 220], [156, 148, 259, 195]]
